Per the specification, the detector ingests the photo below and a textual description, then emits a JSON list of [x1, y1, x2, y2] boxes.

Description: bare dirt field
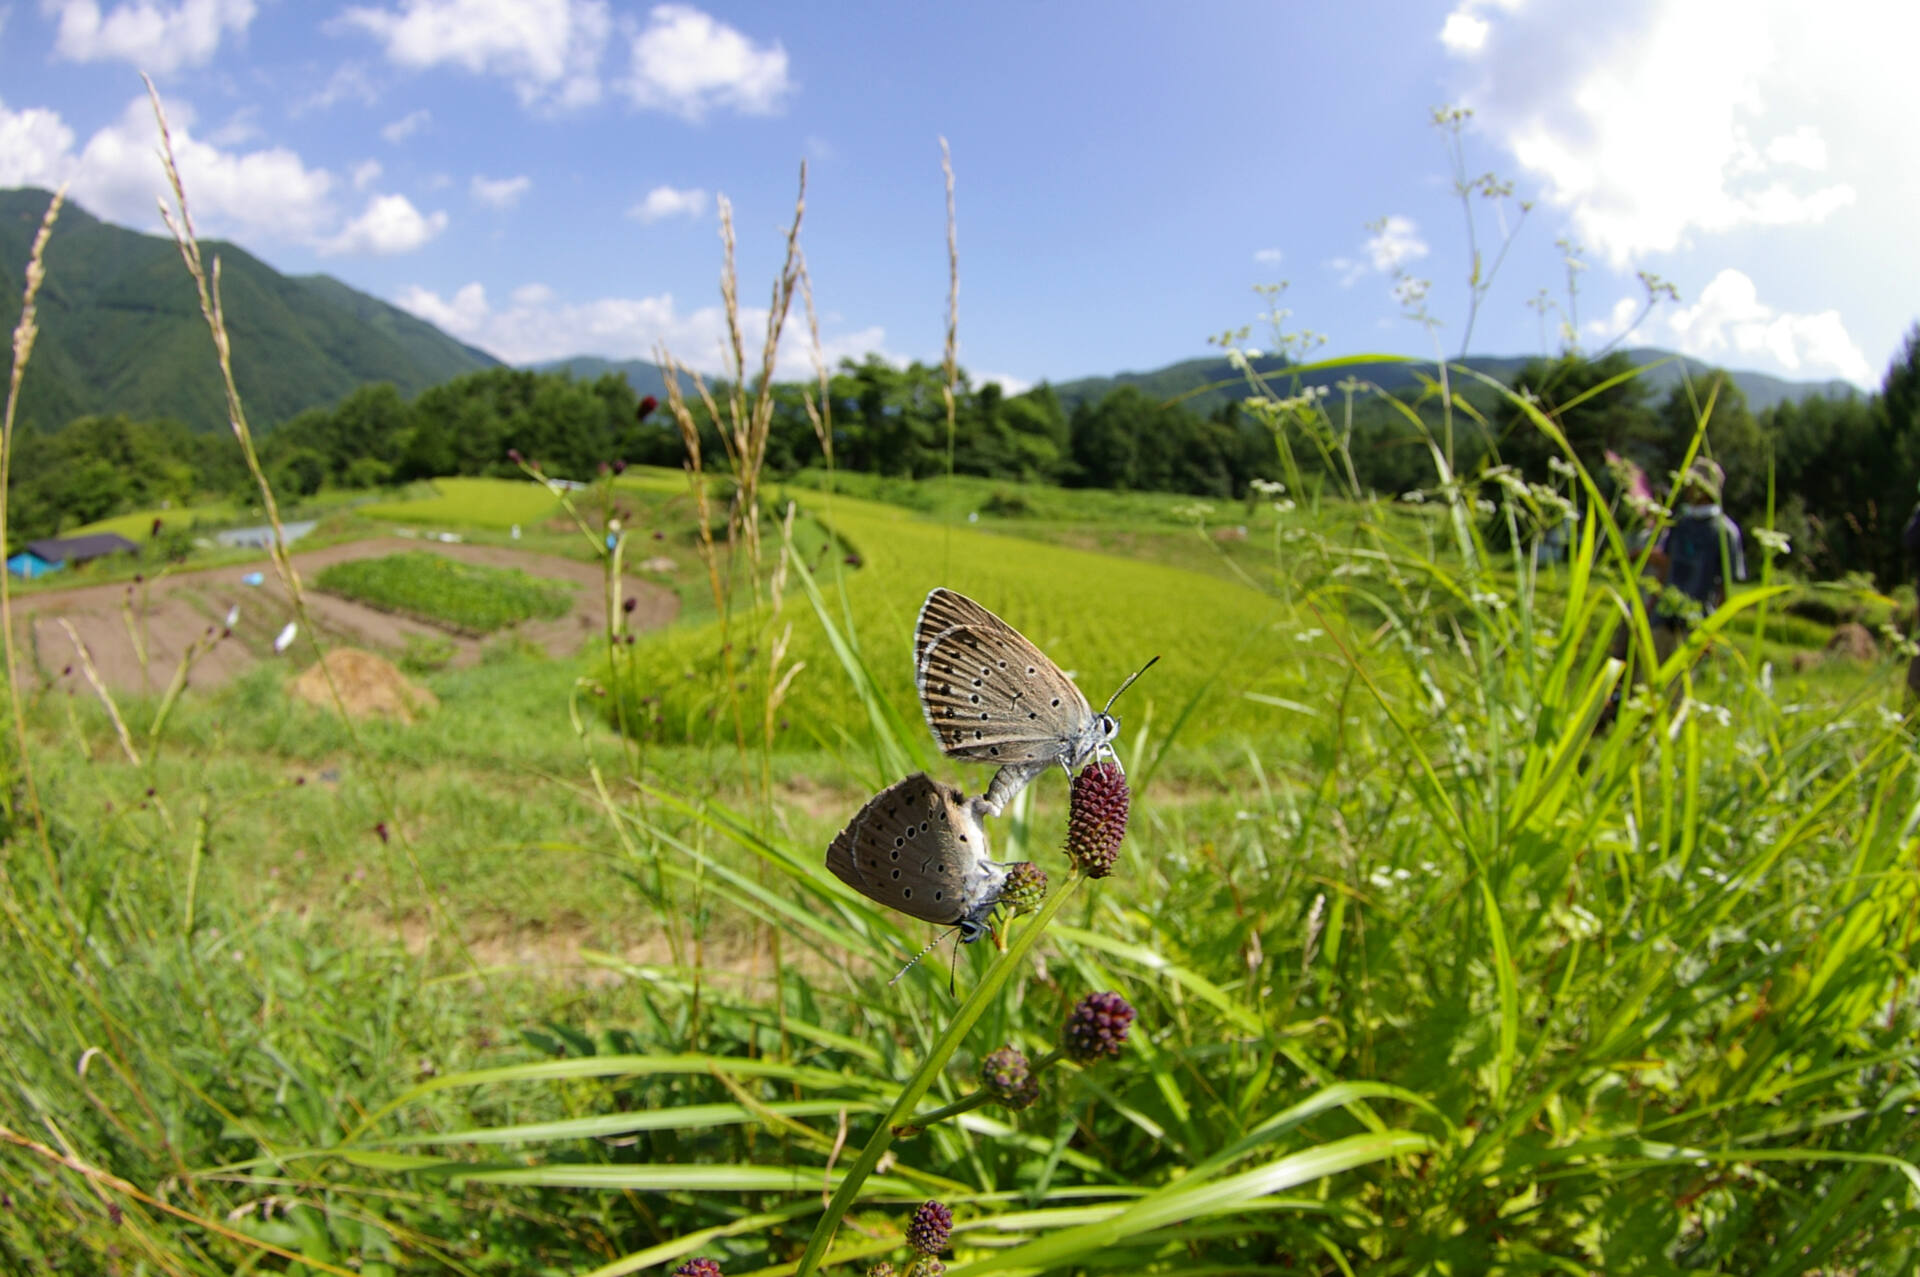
[[8, 538, 679, 694]]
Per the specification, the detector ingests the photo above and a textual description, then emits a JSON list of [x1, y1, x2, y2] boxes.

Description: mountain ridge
[[0, 187, 499, 435], [1043, 348, 1860, 417], [1, 186, 1863, 438]]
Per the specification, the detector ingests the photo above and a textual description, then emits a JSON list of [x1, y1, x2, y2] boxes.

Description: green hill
[[533, 355, 673, 401], [0, 187, 498, 434], [1048, 347, 1859, 416]]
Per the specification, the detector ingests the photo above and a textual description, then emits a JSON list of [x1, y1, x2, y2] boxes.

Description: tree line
[[8, 328, 1920, 586]]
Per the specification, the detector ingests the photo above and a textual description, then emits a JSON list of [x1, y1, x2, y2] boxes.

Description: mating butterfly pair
[[827, 589, 1148, 942]]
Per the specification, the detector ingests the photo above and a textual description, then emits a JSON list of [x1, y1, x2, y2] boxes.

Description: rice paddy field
[[6, 443, 1919, 1276]]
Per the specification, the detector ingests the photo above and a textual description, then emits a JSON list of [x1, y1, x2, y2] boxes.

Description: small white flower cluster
[[1546, 456, 1576, 478], [1249, 476, 1296, 513], [1367, 864, 1415, 890], [1470, 591, 1507, 611], [1751, 528, 1791, 556], [1171, 501, 1216, 524]]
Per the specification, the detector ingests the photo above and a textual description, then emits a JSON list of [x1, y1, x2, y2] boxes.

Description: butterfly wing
[[826, 773, 1005, 927], [914, 588, 1094, 765]]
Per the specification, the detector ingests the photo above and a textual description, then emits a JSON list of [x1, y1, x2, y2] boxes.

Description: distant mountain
[[534, 355, 673, 401], [0, 187, 498, 435], [1049, 347, 1861, 417]]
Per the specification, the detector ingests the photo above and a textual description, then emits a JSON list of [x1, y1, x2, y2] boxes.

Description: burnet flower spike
[[1063, 991, 1136, 1063], [1066, 761, 1130, 878], [907, 1200, 953, 1256], [980, 1045, 1039, 1109]]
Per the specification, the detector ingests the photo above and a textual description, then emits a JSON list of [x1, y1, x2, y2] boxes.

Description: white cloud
[[1765, 125, 1827, 171], [381, 108, 431, 143], [393, 279, 888, 380], [64, 96, 337, 242], [618, 4, 792, 121], [0, 100, 78, 188], [341, 0, 610, 110], [320, 193, 448, 255], [204, 108, 260, 147], [1366, 217, 1427, 271], [1661, 268, 1872, 387], [974, 371, 1034, 396], [1329, 215, 1428, 287], [1439, 10, 1488, 53], [44, 0, 256, 73], [627, 184, 706, 223], [470, 173, 531, 207], [303, 62, 380, 112], [1440, 0, 1862, 266], [1253, 247, 1284, 266], [2, 93, 456, 258]]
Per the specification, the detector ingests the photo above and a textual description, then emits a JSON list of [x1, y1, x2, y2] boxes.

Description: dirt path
[[9, 537, 679, 694]]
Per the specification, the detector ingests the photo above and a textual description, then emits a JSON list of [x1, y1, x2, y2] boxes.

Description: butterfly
[[825, 772, 1007, 943], [913, 588, 1153, 814]]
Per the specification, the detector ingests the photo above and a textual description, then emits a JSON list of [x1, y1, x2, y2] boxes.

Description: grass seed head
[[672, 1259, 723, 1277], [903, 1260, 946, 1277], [1063, 991, 1136, 1063], [1066, 761, 1129, 878]]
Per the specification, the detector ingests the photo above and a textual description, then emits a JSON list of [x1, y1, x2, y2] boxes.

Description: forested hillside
[[14, 331, 1920, 586], [0, 187, 497, 434]]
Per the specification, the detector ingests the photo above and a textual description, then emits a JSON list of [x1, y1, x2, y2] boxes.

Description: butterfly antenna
[[1101, 654, 1161, 716], [888, 930, 952, 987]]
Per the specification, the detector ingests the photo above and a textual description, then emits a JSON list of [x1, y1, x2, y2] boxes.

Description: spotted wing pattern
[[914, 588, 1094, 766], [825, 773, 1004, 928]]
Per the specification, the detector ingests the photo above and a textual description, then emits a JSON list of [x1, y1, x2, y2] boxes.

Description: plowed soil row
[[8, 538, 679, 694]]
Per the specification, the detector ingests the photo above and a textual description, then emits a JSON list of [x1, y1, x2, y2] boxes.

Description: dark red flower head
[[980, 1045, 1038, 1109], [1066, 762, 1129, 878], [672, 1259, 722, 1277], [907, 1200, 952, 1255], [638, 395, 659, 421], [1063, 991, 1135, 1063]]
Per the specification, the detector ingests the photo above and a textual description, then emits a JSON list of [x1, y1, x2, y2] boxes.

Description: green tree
[[1503, 351, 1657, 482]]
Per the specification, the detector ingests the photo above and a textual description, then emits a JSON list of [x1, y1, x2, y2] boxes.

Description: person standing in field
[[1651, 457, 1746, 664]]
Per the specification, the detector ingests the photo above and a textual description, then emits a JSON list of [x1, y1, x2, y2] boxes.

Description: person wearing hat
[[1651, 457, 1745, 663]]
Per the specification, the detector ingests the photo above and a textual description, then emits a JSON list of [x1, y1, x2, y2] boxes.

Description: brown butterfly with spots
[[825, 772, 1007, 942], [913, 588, 1154, 814]]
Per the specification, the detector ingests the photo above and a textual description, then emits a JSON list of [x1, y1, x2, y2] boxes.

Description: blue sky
[[2, 1, 1911, 392]]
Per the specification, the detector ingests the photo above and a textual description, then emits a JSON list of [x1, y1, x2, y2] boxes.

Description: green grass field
[[8, 448, 1919, 1275], [315, 550, 576, 634], [360, 476, 566, 529]]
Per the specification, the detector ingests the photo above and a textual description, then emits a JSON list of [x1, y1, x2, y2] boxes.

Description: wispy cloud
[[381, 107, 430, 143], [471, 173, 532, 208]]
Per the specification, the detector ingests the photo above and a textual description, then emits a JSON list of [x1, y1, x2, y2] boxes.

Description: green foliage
[[3, 413, 245, 540], [315, 550, 574, 633]]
